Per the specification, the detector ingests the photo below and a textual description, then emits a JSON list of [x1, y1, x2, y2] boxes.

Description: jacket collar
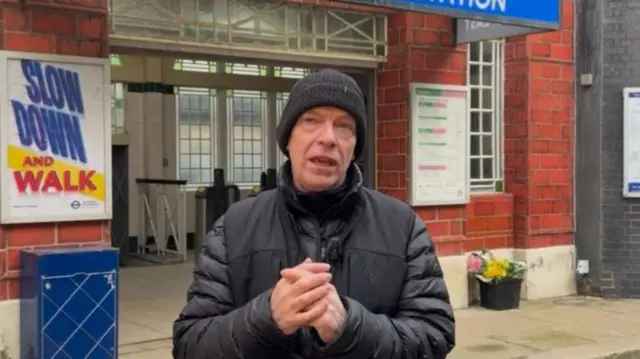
[[277, 161, 363, 218]]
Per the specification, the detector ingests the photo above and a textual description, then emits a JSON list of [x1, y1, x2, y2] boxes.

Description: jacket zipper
[[312, 219, 326, 262], [320, 243, 328, 262]]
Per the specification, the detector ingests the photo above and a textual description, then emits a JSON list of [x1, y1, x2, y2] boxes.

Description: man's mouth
[[310, 156, 337, 167]]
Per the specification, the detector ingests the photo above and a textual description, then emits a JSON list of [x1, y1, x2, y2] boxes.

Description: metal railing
[[135, 178, 188, 264]]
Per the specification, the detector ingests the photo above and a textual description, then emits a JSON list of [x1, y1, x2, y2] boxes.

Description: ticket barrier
[[194, 169, 240, 253]]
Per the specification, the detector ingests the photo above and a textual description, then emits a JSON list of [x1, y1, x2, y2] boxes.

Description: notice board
[[409, 83, 469, 206], [623, 87, 640, 197]]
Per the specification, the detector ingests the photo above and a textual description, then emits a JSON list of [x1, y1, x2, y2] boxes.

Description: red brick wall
[[0, 0, 110, 301], [504, 0, 575, 250], [377, 3, 574, 256], [376, 12, 515, 256]]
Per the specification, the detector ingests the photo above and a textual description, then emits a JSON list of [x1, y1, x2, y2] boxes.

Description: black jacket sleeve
[[172, 215, 290, 359], [321, 216, 456, 359]]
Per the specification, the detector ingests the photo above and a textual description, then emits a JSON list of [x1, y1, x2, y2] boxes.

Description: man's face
[[287, 106, 357, 192]]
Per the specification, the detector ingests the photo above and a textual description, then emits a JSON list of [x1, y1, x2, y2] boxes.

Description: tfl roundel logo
[[70, 201, 81, 209]]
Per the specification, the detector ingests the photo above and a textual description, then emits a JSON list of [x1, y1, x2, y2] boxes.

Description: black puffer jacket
[[173, 164, 455, 358]]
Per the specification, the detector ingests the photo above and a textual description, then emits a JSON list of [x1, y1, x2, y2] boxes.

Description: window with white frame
[[223, 62, 268, 184], [225, 62, 267, 76], [110, 54, 122, 66], [276, 92, 290, 169], [173, 59, 217, 73], [172, 60, 312, 186], [111, 83, 125, 134], [110, 55, 126, 135], [227, 90, 267, 185], [468, 40, 504, 192], [177, 87, 216, 185], [275, 66, 311, 79], [274, 66, 310, 169]]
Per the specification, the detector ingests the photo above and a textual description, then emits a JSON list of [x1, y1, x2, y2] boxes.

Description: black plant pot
[[478, 278, 522, 311]]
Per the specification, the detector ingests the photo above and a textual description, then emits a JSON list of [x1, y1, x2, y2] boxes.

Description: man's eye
[[336, 123, 355, 133]]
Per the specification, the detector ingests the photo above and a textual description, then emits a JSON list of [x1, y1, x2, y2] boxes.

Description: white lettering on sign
[[464, 19, 492, 30], [431, 0, 507, 13]]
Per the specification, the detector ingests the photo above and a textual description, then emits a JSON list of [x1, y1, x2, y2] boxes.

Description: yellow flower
[[496, 259, 509, 269], [483, 259, 508, 279]]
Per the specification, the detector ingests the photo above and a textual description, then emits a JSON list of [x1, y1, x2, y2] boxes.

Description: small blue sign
[[629, 183, 640, 193], [342, 0, 561, 30]]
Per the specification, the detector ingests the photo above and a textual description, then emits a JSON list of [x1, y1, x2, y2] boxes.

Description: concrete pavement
[[451, 296, 640, 358], [118, 296, 640, 358], [118, 263, 640, 358]]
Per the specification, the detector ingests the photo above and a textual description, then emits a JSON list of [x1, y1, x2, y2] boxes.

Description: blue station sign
[[341, 0, 561, 30]]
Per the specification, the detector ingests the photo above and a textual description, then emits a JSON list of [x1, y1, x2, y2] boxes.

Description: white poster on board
[[0, 51, 112, 223], [409, 83, 469, 206], [623, 88, 640, 197]]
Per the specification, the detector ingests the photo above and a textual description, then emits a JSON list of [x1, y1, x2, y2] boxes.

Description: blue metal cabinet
[[20, 247, 119, 359]]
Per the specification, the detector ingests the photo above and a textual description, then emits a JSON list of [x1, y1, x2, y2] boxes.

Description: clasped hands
[[270, 258, 346, 344]]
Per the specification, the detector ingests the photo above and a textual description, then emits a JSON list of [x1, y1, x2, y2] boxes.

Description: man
[[173, 69, 455, 358]]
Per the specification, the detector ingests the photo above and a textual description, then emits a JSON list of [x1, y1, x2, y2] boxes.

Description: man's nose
[[317, 123, 337, 146]]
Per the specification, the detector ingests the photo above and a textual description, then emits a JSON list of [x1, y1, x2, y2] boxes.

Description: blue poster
[[342, 0, 561, 29]]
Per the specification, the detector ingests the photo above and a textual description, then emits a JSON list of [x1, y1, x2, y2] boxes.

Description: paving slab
[[120, 349, 172, 359], [447, 338, 539, 359], [525, 335, 640, 359], [449, 297, 640, 359], [491, 328, 596, 351], [118, 320, 167, 346], [119, 339, 172, 358]]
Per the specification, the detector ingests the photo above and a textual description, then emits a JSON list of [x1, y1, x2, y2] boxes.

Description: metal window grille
[[176, 87, 217, 185], [109, 0, 387, 60], [111, 83, 126, 134], [467, 40, 504, 193]]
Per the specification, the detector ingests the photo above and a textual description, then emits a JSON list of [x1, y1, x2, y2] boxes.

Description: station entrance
[[106, 0, 387, 345], [109, 55, 376, 261]]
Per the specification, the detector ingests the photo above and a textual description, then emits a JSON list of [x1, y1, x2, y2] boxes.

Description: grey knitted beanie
[[277, 69, 367, 160]]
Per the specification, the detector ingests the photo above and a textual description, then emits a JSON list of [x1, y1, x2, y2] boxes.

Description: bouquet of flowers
[[467, 250, 527, 283]]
